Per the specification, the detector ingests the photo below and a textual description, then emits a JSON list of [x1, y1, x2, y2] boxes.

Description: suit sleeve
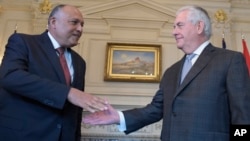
[[227, 52, 250, 124], [0, 33, 70, 109], [123, 89, 164, 134]]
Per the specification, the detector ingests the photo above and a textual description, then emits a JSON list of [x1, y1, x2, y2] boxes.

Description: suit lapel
[[38, 31, 66, 83], [175, 44, 215, 97], [71, 50, 80, 87], [70, 50, 86, 90]]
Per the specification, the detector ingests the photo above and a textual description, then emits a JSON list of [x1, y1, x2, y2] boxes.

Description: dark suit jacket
[[123, 44, 250, 141], [0, 32, 86, 141]]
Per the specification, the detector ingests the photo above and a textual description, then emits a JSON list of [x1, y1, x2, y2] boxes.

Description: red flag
[[242, 38, 250, 75]]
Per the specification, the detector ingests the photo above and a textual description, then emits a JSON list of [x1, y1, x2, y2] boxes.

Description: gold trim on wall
[[39, 0, 52, 14]]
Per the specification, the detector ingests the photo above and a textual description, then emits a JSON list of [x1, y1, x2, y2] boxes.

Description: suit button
[[172, 112, 177, 117], [57, 124, 62, 129], [44, 99, 54, 106]]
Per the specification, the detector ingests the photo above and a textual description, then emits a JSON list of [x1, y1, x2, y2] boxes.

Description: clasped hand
[[67, 88, 108, 113], [83, 103, 120, 125]]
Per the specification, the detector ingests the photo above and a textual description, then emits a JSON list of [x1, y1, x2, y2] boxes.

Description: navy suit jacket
[[123, 44, 250, 141], [0, 32, 86, 141]]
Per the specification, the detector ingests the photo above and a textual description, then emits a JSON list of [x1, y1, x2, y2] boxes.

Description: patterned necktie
[[181, 53, 196, 83], [57, 47, 71, 86]]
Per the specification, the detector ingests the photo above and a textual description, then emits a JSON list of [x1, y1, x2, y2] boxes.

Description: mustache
[[73, 31, 82, 37]]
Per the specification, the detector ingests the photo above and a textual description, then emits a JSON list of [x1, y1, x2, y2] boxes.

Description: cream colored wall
[[0, 0, 250, 139], [1, 0, 250, 104]]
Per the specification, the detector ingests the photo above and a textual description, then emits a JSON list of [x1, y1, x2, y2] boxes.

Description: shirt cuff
[[117, 111, 126, 132]]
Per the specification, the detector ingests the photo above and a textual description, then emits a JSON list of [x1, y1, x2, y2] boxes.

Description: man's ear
[[49, 17, 56, 28], [197, 21, 205, 34]]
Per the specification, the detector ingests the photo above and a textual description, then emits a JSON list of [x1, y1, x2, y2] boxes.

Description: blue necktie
[[181, 53, 196, 83]]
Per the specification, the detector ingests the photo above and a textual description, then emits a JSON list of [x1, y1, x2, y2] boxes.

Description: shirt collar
[[193, 40, 209, 56], [47, 32, 60, 50]]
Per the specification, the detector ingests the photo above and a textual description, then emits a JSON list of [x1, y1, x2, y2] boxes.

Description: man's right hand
[[67, 88, 108, 113], [82, 103, 120, 125]]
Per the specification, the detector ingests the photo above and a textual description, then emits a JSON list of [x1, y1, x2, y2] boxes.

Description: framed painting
[[104, 43, 161, 83]]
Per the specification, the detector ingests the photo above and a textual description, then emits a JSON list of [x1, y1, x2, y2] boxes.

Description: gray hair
[[176, 5, 212, 39], [47, 4, 66, 25]]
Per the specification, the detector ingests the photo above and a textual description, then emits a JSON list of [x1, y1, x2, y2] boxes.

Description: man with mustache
[[0, 4, 108, 141]]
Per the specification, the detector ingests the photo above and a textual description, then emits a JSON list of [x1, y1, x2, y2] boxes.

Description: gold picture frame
[[104, 43, 161, 83]]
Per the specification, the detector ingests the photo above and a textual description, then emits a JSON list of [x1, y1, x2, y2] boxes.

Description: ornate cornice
[[39, 0, 52, 14], [214, 9, 228, 23], [213, 9, 231, 31]]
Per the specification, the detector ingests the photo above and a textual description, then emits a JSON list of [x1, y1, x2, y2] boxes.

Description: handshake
[[67, 87, 120, 125]]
